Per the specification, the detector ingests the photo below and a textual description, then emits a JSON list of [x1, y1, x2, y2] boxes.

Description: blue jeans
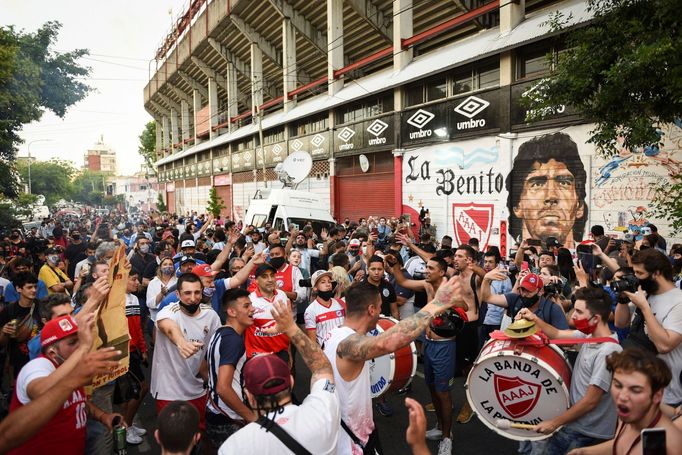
[[544, 426, 607, 455]]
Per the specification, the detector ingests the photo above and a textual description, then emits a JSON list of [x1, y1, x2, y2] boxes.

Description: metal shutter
[[215, 185, 232, 220]]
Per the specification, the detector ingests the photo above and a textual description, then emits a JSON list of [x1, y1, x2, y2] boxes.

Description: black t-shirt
[[64, 242, 88, 279], [0, 301, 40, 377], [364, 278, 396, 316]]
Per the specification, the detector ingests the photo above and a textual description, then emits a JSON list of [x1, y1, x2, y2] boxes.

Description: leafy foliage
[[156, 193, 167, 213], [523, 0, 682, 156], [206, 187, 225, 218], [16, 159, 76, 206], [71, 169, 108, 206], [653, 176, 682, 235], [0, 21, 90, 198], [138, 121, 157, 172]]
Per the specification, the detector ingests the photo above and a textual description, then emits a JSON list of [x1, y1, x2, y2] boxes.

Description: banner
[[92, 241, 131, 388]]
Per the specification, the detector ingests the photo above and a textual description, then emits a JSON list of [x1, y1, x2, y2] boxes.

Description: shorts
[[128, 350, 145, 382], [423, 337, 456, 392], [205, 411, 247, 449], [455, 322, 480, 375], [156, 394, 207, 431]]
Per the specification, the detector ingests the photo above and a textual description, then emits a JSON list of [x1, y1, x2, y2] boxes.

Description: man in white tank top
[[324, 278, 467, 454]]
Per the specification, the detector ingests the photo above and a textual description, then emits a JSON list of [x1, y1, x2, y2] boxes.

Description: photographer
[[613, 248, 682, 410]]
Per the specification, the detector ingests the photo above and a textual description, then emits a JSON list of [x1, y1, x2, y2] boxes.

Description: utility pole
[[26, 139, 51, 194]]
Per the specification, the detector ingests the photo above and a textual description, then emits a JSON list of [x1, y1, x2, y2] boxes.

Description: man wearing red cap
[[8, 314, 123, 455], [481, 270, 569, 330]]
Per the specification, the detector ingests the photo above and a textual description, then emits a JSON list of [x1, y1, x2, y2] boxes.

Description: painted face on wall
[[513, 159, 584, 246]]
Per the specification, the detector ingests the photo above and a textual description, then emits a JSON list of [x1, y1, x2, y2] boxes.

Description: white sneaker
[[438, 437, 452, 455], [126, 428, 143, 445], [130, 425, 147, 436], [426, 426, 443, 440]]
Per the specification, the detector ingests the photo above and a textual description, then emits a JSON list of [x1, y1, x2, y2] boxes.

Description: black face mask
[[317, 290, 335, 300], [639, 275, 659, 294], [180, 302, 200, 314], [521, 294, 539, 308], [269, 257, 286, 270]]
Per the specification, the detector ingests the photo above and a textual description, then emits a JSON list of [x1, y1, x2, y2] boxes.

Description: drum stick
[[495, 419, 536, 430]]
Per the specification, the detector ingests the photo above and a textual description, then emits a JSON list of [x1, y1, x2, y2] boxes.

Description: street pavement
[[127, 353, 518, 454]]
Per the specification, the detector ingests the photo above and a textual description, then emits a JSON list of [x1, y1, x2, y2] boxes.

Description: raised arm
[[515, 307, 575, 340], [591, 244, 619, 273], [227, 252, 265, 289], [396, 233, 434, 263], [268, 300, 333, 386], [480, 269, 509, 307], [211, 229, 239, 272], [336, 276, 464, 362], [157, 318, 203, 359]]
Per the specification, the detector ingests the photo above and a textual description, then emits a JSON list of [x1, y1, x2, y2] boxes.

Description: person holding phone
[[567, 348, 682, 455]]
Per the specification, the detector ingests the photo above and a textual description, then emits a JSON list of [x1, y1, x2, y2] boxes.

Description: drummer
[[515, 286, 622, 454], [323, 278, 466, 454]]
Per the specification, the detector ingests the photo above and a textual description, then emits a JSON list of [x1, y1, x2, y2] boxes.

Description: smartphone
[[372, 227, 379, 236], [521, 261, 529, 272], [526, 239, 542, 247], [576, 244, 595, 275], [641, 428, 666, 455], [398, 227, 408, 235]]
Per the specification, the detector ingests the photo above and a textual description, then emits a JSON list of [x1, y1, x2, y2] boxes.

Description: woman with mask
[[147, 256, 177, 324], [304, 270, 345, 346], [37, 248, 73, 296]]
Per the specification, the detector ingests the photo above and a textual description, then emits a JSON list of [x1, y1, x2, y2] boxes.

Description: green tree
[[524, 0, 682, 233], [138, 121, 157, 172], [156, 193, 167, 213], [0, 21, 90, 198], [206, 187, 225, 218], [16, 158, 75, 206], [71, 169, 107, 206]]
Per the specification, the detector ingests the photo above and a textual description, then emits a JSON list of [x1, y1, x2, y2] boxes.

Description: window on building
[[405, 75, 447, 107], [292, 114, 328, 137], [263, 128, 284, 145], [516, 42, 560, 80], [337, 92, 393, 124], [452, 59, 500, 96]]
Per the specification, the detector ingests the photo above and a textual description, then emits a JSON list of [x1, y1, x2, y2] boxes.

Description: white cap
[[181, 239, 196, 248], [311, 270, 333, 288]]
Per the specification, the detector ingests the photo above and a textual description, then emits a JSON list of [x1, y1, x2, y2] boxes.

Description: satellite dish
[[359, 154, 370, 173], [276, 151, 312, 189]]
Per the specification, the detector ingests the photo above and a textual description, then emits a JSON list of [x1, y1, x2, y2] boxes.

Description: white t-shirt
[[146, 276, 177, 322], [648, 288, 682, 404], [219, 378, 339, 454], [151, 303, 221, 401], [304, 298, 346, 346], [16, 357, 56, 405], [323, 326, 373, 455]]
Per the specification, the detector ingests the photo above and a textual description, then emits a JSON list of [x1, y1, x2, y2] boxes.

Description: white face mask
[[139, 244, 150, 254]]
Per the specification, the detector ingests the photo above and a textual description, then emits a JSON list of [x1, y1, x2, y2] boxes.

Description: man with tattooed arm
[[323, 278, 466, 454]]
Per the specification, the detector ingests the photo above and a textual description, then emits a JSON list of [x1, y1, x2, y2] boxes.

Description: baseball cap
[[349, 239, 361, 247], [242, 354, 292, 396], [311, 270, 333, 288], [180, 255, 197, 265], [545, 237, 562, 248], [519, 273, 543, 292], [254, 263, 276, 278], [41, 315, 79, 348], [192, 264, 218, 277], [181, 239, 196, 248]]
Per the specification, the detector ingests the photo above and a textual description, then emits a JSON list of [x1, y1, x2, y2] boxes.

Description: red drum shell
[[367, 317, 417, 398]]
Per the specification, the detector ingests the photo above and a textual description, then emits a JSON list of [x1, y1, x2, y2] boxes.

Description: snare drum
[[366, 317, 417, 398], [466, 336, 572, 441]]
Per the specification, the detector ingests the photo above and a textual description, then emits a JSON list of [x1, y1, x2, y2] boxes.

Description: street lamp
[[27, 139, 51, 194]]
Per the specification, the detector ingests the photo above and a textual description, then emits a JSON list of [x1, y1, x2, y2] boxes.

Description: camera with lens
[[299, 278, 313, 288], [610, 274, 639, 294], [543, 281, 563, 296]]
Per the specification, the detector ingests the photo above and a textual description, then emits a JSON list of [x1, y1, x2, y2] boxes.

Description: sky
[[3, 0, 188, 175]]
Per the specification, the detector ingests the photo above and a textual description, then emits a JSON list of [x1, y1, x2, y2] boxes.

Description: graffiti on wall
[[591, 123, 682, 238]]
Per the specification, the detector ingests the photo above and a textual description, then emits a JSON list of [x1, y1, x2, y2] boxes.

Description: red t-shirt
[[245, 289, 291, 357], [8, 357, 87, 455]]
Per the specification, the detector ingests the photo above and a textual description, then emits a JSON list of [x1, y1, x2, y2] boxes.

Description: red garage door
[[166, 190, 176, 214], [335, 151, 394, 222], [215, 184, 232, 221]]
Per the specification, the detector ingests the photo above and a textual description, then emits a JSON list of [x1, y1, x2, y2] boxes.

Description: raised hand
[[432, 276, 464, 312], [176, 339, 203, 359]]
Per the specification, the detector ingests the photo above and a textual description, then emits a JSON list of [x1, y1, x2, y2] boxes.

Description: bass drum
[[366, 317, 417, 398], [466, 336, 572, 441]]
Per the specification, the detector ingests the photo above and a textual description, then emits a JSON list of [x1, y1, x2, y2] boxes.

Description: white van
[[243, 188, 336, 235]]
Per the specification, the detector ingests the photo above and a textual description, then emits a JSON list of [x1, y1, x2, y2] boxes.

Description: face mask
[[520, 294, 539, 308], [349, 249, 360, 256], [180, 302, 200, 314], [161, 266, 174, 276], [639, 275, 659, 294], [317, 289, 335, 300], [672, 258, 682, 268], [203, 287, 216, 298], [47, 255, 60, 265], [139, 245, 150, 254], [269, 257, 286, 270], [574, 316, 597, 335]]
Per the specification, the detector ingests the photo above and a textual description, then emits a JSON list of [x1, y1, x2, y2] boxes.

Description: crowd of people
[[0, 207, 681, 455]]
